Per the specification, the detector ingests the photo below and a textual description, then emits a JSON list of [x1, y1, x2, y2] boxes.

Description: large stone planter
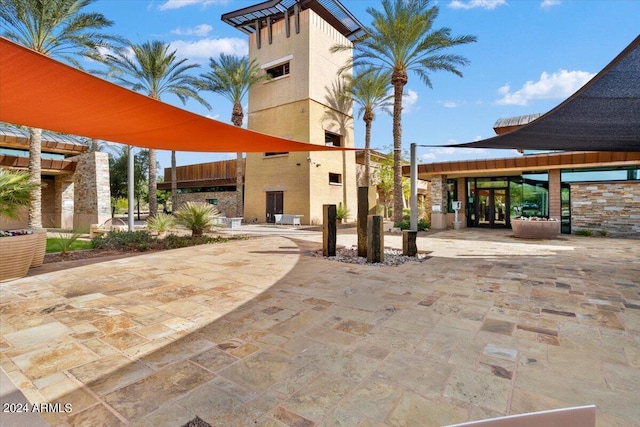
[[0, 232, 38, 282], [30, 228, 47, 267], [512, 219, 560, 239]]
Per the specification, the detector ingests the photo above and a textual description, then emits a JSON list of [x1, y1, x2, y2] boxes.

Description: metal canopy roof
[[222, 0, 366, 42], [450, 35, 640, 152]]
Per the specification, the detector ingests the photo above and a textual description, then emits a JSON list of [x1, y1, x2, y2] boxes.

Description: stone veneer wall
[[71, 152, 111, 230], [176, 192, 237, 218], [430, 175, 448, 211], [571, 181, 640, 238]]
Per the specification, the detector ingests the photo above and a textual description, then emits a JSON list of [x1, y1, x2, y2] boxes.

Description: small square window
[[266, 62, 290, 79], [324, 131, 342, 147], [329, 173, 342, 185]]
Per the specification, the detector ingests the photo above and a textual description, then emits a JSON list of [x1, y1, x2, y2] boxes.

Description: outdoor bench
[[275, 214, 303, 226]]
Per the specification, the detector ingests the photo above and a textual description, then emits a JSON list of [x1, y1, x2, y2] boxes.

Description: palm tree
[[334, 0, 476, 221], [345, 68, 392, 186], [198, 54, 266, 218], [103, 41, 210, 217], [0, 0, 119, 228]]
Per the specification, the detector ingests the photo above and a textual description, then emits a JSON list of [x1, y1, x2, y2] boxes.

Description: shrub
[[574, 229, 593, 236], [598, 229, 608, 237], [0, 169, 38, 220], [174, 202, 220, 237], [49, 231, 86, 255], [147, 212, 176, 236], [336, 202, 350, 220], [92, 230, 152, 251], [394, 217, 430, 231]]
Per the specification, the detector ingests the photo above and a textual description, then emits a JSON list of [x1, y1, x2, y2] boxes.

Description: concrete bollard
[[323, 204, 337, 257], [403, 230, 417, 257], [357, 187, 369, 257], [367, 215, 384, 263]]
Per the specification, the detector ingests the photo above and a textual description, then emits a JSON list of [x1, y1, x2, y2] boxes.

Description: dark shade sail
[[449, 35, 640, 152]]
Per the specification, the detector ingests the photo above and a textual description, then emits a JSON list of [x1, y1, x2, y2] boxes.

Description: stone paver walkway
[[1, 228, 639, 427]]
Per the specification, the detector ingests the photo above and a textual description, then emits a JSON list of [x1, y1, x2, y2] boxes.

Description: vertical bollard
[[403, 230, 417, 257], [323, 204, 337, 257], [357, 187, 369, 257], [367, 215, 384, 263]]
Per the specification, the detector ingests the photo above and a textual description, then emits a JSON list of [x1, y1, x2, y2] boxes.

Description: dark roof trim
[[222, 0, 365, 42]]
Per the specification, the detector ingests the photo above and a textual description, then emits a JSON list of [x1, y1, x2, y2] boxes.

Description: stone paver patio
[[1, 228, 639, 427]]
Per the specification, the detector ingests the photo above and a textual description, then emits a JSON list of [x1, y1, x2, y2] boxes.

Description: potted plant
[[0, 169, 44, 281], [512, 216, 560, 239]]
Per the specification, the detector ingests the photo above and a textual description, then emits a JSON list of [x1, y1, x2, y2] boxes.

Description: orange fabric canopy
[[0, 37, 346, 153]]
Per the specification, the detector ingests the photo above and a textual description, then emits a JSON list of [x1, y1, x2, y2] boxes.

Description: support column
[[71, 151, 111, 231], [549, 169, 561, 219], [430, 175, 448, 230], [323, 204, 336, 257]]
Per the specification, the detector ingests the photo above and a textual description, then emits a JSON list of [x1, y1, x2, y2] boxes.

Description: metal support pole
[[410, 142, 418, 231], [128, 145, 134, 232]]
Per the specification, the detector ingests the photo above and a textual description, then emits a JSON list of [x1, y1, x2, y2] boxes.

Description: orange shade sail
[[0, 37, 347, 153]]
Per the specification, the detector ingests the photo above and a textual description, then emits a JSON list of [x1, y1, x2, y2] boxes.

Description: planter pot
[[0, 232, 37, 282], [512, 219, 560, 239], [30, 228, 47, 267]]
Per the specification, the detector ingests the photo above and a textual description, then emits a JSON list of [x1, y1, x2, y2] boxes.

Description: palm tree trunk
[[171, 150, 178, 213], [232, 103, 244, 218], [28, 127, 42, 229], [391, 70, 406, 222], [148, 148, 157, 217], [364, 115, 372, 186]]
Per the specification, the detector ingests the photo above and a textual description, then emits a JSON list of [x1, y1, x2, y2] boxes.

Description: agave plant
[[174, 202, 220, 237], [0, 169, 39, 220], [147, 212, 176, 238]]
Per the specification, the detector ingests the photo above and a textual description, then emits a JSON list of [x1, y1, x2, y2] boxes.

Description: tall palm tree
[[0, 0, 119, 228], [198, 53, 266, 218], [345, 68, 392, 186], [334, 0, 476, 221], [103, 41, 210, 216]]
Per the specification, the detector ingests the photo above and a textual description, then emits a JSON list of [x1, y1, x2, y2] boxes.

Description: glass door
[[477, 188, 508, 228]]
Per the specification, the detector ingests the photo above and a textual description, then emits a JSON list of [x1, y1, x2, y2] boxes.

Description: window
[[266, 62, 289, 79], [446, 179, 458, 213], [264, 152, 288, 157], [325, 131, 342, 147], [329, 173, 342, 185]]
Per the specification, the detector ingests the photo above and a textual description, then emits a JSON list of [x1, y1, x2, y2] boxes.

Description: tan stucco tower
[[222, 0, 364, 225]]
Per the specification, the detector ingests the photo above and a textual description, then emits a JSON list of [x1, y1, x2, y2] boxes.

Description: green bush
[[174, 202, 220, 237], [92, 230, 152, 251], [574, 229, 593, 236], [147, 212, 176, 235], [598, 229, 608, 237], [394, 217, 430, 231], [336, 202, 349, 220], [48, 231, 86, 255]]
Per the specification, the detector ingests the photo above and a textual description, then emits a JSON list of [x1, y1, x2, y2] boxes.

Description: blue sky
[[85, 0, 640, 171]]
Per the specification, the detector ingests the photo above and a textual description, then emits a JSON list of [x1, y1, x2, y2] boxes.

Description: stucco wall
[[244, 9, 356, 225], [571, 181, 640, 238]]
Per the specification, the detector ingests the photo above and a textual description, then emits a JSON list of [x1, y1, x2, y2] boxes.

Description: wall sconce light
[[296, 162, 301, 166], [316, 163, 321, 167]]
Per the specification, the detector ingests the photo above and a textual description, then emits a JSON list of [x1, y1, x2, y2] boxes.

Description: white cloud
[[438, 100, 459, 108], [495, 69, 595, 106], [448, 0, 507, 10], [540, 0, 561, 9], [169, 38, 248, 64], [205, 113, 220, 120], [158, 0, 229, 11], [403, 89, 419, 113], [171, 24, 213, 37], [420, 152, 437, 160]]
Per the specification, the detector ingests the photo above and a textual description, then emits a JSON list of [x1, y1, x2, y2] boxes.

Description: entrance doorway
[[476, 188, 508, 228], [265, 191, 283, 223]]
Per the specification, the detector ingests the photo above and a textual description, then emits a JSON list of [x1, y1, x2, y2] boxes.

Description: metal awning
[[448, 35, 640, 152], [222, 0, 366, 42]]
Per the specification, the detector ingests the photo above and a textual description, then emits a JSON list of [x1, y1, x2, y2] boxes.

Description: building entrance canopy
[[0, 37, 349, 153], [448, 35, 640, 152]]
